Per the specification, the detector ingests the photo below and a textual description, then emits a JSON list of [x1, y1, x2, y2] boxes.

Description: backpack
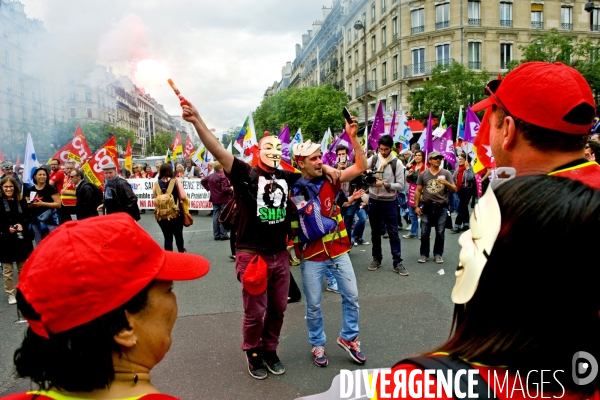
[[153, 179, 180, 221], [291, 178, 340, 243]]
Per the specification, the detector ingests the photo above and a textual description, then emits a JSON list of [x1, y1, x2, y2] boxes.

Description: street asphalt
[[0, 210, 464, 399]]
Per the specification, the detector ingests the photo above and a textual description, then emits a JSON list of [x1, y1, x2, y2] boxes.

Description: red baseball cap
[[17, 213, 210, 338], [472, 62, 596, 135], [242, 255, 268, 295]]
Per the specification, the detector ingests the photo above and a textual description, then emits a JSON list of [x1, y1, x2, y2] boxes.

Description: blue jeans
[[419, 204, 448, 258], [352, 208, 367, 242], [368, 199, 402, 265], [408, 204, 420, 236], [301, 253, 359, 346], [30, 221, 58, 245], [342, 203, 360, 242], [212, 202, 228, 239]]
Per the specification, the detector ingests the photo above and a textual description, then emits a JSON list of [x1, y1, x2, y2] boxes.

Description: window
[[436, 3, 450, 29], [8, 103, 12, 118], [17, 56, 22, 71], [4, 50, 8, 65], [591, 8, 600, 31], [349, 83, 352, 100], [70, 107, 76, 118], [392, 95, 398, 110], [348, 55, 352, 72], [500, 2, 512, 27], [411, 9, 424, 34], [87, 107, 93, 118], [19, 80, 24, 96], [21, 106, 26, 121], [436, 44, 450, 65], [561, 6, 572, 30], [468, 1, 481, 26], [393, 55, 398, 80], [411, 48, 425, 75], [381, 27, 386, 48], [392, 17, 398, 40], [381, 99, 387, 111], [372, 35, 376, 54], [371, 3, 376, 23], [468, 42, 481, 69], [86, 91, 91, 101], [348, 28, 352, 44], [70, 91, 76, 101], [381, 0, 386, 13], [355, 49, 359, 69], [531, 4, 543, 29], [5, 77, 11, 92], [501, 43, 513, 69], [382, 62, 387, 85]]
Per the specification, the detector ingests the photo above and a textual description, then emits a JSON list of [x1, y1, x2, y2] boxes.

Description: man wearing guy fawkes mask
[[180, 99, 344, 380]]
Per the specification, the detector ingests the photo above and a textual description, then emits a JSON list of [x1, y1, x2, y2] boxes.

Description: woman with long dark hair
[[0, 176, 33, 305], [24, 167, 61, 244], [153, 163, 187, 252], [384, 175, 600, 399]]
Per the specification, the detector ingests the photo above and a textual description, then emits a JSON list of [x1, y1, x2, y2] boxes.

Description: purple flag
[[278, 125, 291, 163], [463, 106, 480, 144], [323, 130, 352, 166], [389, 109, 397, 139], [369, 101, 385, 151], [424, 112, 434, 160], [434, 126, 457, 169]]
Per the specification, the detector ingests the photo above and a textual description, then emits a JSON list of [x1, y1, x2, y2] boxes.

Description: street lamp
[[354, 19, 368, 138]]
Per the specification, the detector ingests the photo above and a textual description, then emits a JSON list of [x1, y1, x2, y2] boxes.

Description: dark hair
[[378, 135, 394, 148], [73, 170, 85, 179], [413, 150, 425, 160], [436, 175, 600, 395], [13, 281, 154, 392], [411, 143, 421, 150], [493, 105, 588, 153], [32, 167, 48, 185], [459, 152, 471, 163], [336, 145, 349, 155], [51, 159, 60, 165], [587, 140, 600, 160], [158, 163, 174, 179], [0, 177, 21, 200]]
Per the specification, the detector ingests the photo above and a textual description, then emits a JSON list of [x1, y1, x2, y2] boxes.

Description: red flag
[[49, 142, 72, 165], [68, 125, 93, 167], [472, 107, 496, 173], [183, 135, 195, 159], [15, 155, 20, 168], [171, 132, 183, 157], [81, 136, 119, 187]]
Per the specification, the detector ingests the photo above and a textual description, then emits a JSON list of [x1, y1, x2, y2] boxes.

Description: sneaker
[[418, 256, 428, 263], [368, 259, 381, 271], [451, 228, 460, 233], [383, 233, 389, 238], [229, 255, 236, 260], [405, 224, 411, 231], [246, 349, 267, 380], [393, 263, 409, 276], [326, 279, 340, 294], [403, 234, 417, 239], [435, 256, 444, 264], [7, 295, 16, 305], [263, 351, 285, 375], [352, 242, 358, 247], [358, 240, 370, 245], [312, 345, 328, 367], [337, 336, 366, 364]]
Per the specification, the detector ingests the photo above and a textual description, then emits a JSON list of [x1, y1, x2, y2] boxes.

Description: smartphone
[[342, 107, 353, 125]]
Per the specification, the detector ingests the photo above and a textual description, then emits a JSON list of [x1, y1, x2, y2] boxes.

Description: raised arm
[[181, 100, 234, 174], [340, 116, 367, 183]]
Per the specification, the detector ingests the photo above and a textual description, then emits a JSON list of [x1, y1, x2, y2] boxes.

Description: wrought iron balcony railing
[[436, 21, 450, 29], [468, 18, 481, 26], [403, 58, 454, 78], [411, 25, 424, 34], [500, 19, 512, 27]]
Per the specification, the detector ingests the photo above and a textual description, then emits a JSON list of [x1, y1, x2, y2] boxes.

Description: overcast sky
[[20, 0, 331, 134]]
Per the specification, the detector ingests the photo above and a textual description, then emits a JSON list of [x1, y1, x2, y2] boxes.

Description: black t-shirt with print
[[24, 184, 58, 217], [226, 158, 300, 255]]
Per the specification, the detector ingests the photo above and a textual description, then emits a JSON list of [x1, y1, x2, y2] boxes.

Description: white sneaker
[[7, 295, 16, 305], [405, 225, 411, 231]]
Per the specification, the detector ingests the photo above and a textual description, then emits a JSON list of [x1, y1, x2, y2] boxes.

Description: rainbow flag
[[233, 114, 258, 162]]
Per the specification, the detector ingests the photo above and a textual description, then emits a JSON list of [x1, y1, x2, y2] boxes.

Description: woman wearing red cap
[[3, 213, 210, 400]]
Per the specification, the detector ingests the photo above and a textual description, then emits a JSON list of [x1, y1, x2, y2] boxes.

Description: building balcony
[[382, 42, 386, 49], [331, 58, 339, 69], [561, 22, 572, 30], [382, 6, 386, 13], [468, 61, 482, 70], [500, 19, 512, 27], [339, 79, 344, 89], [356, 81, 377, 97], [592, 25, 600, 31], [393, 71, 398, 80], [501, 61, 510, 70], [372, 48, 376, 55], [531, 21, 543, 29], [436, 21, 450, 29], [411, 25, 424, 34], [382, 77, 387, 86], [393, 33, 398, 41], [403, 58, 454, 78], [468, 18, 481, 26]]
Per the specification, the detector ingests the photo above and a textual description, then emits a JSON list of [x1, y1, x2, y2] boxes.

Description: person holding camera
[[0, 176, 33, 305], [414, 151, 457, 264], [367, 135, 407, 275]]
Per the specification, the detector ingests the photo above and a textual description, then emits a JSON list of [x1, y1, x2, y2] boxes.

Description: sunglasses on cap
[[484, 79, 516, 120]]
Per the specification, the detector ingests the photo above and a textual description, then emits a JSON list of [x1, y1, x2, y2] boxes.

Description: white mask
[[259, 136, 282, 169]]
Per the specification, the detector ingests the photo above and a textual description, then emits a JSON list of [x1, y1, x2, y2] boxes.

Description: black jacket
[[103, 177, 140, 221], [75, 181, 99, 220]]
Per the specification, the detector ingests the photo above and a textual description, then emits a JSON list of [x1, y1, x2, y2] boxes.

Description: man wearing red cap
[[181, 100, 342, 380], [471, 62, 600, 188], [290, 115, 368, 368]]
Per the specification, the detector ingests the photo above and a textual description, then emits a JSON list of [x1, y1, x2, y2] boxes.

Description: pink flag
[[278, 126, 291, 163], [434, 126, 457, 169], [368, 102, 385, 151]]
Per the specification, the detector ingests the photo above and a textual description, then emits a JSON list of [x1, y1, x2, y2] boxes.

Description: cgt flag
[[81, 136, 119, 187], [124, 138, 133, 173], [49, 142, 72, 165], [183, 134, 195, 159], [67, 125, 93, 168], [171, 132, 183, 158]]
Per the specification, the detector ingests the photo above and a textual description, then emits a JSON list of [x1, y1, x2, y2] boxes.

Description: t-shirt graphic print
[[256, 176, 288, 225]]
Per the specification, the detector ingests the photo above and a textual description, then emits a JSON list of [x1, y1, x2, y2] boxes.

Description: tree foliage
[[253, 84, 349, 142], [146, 131, 175, 156], [407, 62, 489, 128], [515, 28, 600, 97]]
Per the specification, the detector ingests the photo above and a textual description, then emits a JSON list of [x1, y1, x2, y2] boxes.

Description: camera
[[359, 171, 382, 189], [11, 225, 23, 239]]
